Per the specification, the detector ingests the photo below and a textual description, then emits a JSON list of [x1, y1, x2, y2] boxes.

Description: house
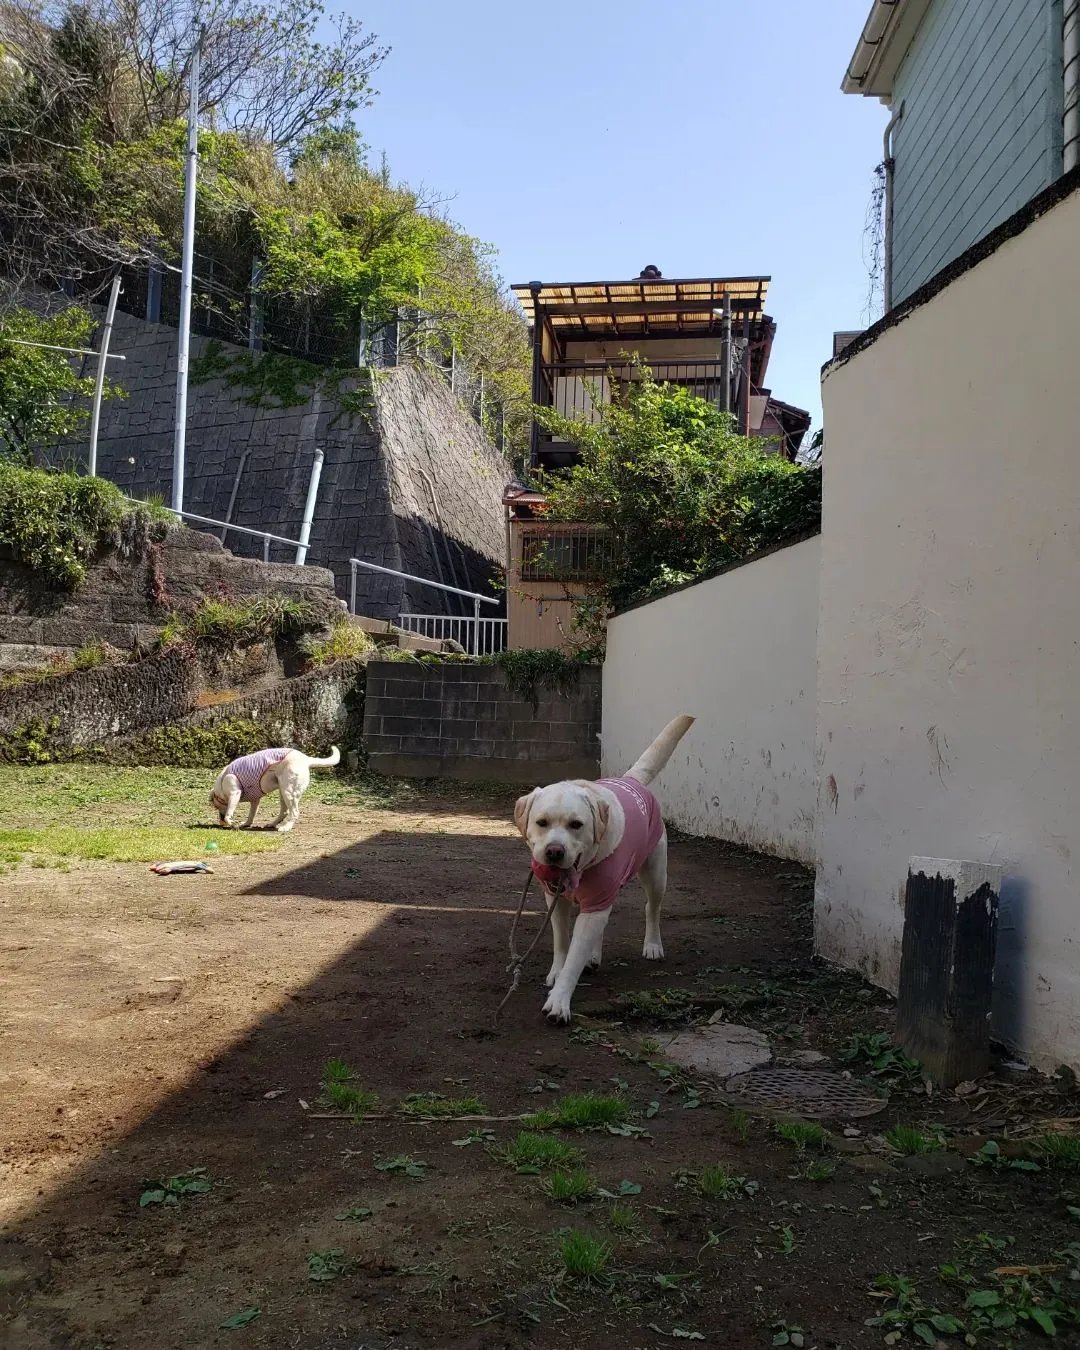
[[811, 0, 1080, 1070], [844, 0, 1078, 307], [505, 267, 810, 650]]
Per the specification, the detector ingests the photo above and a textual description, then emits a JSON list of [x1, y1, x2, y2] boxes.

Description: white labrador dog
[[210, 746, 340, 832], [514, 715, 694, 1023]]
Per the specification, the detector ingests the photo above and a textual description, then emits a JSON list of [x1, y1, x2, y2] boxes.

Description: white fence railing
[[348, 557, 503, 656], [398, 613, 508, 655]]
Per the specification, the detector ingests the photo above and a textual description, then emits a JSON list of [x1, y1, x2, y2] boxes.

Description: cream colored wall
[[602, 536, 820, 863], [817, 182, 1080, 1070]]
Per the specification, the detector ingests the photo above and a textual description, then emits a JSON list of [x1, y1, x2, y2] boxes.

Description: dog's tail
[[305, 746, 341, 769], [625, 716, 694, 786]]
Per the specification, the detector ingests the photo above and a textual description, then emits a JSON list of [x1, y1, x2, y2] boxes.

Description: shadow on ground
[[4, 820, 810, 1350]]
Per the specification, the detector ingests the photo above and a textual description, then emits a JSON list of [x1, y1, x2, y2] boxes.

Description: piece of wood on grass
[[896, 857, 1002, 1089]]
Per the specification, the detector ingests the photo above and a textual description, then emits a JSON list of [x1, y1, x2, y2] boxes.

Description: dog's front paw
[[274, 822, 295, 833], [541, 991, 573, 1024], [643, 938, 665, 961]]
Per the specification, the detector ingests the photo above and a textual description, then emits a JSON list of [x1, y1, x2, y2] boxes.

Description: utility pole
[[172, 30, 202, 514], [719, 291, 732, 414]]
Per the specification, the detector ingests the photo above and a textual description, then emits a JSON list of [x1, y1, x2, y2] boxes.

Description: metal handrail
[[349, 556, 500, 655], [128, 499, 305, 563]]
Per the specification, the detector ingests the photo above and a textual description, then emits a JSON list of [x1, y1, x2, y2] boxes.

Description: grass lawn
[[0, 762, 516, 867], [0, 765, 283, 866]]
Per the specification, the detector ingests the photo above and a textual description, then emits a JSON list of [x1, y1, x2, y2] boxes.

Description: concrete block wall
[[364, 660, 601, 783]]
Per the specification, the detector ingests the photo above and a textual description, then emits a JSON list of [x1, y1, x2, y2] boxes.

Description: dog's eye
[[569, 819, 584, 830], [535, 818, 549, 828]]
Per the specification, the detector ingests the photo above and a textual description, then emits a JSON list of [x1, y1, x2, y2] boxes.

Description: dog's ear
[[514, 789, 538, 838], [585, 787, 610, 842]]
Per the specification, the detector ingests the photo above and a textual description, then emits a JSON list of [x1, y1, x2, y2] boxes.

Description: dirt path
[[2, 782, 1079, 1349]]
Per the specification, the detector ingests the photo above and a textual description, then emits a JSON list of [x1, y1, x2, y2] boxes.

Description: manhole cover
[[723, 1066, 887, 1119]]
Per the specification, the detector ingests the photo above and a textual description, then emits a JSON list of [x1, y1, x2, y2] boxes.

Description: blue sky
[[348, 0, 887, 430]]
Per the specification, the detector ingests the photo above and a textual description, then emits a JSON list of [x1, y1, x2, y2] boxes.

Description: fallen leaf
[[298, 1099, 309, 1110], [264, 1089, 285, 1099], [220, 1307, 260, 1329], [994, 1264, 1061, 1276]]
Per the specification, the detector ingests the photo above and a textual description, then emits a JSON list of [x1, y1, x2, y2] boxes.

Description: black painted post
[[896, 858, 1002, 1087]]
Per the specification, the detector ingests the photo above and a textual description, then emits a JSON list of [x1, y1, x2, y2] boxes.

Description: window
[[520, 527, 611, 582]]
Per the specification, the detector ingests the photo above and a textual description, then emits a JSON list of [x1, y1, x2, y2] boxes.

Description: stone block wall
[[0, 528, 342, 670], [56, 311, 511, 621], [364, 660, 601, 783]]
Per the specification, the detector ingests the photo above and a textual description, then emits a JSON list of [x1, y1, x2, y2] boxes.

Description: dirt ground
[[3, 774, 1080, 1350]]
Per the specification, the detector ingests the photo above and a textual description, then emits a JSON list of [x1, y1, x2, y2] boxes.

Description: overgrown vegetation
[[535, 368, 822, 614], [0, 0, 530, 455], [477, 647, 591, 709], [0, 307, 123, 460], [302, 615, 373, 667], [0, 461, 170, 588], [0, 641, 120, 691], [116, 717, 270, 768], [157, 594, 314, 647]]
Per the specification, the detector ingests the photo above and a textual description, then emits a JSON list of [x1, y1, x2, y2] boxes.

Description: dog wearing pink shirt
[[210, 746, 340, 832], [514, 715, 694, 1024]]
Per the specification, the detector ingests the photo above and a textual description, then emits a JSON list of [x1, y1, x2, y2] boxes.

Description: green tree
[[0, 306, 122, 463], [536, 367, 821, 611]]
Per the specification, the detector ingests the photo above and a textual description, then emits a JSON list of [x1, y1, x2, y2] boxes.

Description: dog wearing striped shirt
[[210, 746, 340, 832]]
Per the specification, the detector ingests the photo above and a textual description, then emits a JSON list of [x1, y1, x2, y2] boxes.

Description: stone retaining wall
[[54, 313, 511, 618], [0, 527, 342, 670]]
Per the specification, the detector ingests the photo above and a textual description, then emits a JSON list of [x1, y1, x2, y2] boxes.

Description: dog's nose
[[544, 843, 566, 865]]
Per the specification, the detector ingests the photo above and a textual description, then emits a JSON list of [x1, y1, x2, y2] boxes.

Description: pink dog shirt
[[225, 749, 291, 803], [572, 777, 665, 914]]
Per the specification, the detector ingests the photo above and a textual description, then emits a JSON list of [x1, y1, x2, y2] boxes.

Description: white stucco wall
[[602, 535, 819, 864], [818, 182, 1080, 1070]]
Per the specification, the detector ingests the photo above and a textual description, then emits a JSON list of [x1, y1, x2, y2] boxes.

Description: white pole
[[88, 273, 122, 477], [295, 447, 324, 565], [172, 32, 201, 514]]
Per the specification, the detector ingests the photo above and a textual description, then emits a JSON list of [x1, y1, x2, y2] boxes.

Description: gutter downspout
[[221, 446, 251, 544], [295, 446, 324, 565], [882, 100, 904, 312], [1065, 0, 1079, 173]]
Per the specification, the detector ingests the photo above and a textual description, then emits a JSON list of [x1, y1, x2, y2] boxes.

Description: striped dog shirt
[[224, 748, 292, 803]]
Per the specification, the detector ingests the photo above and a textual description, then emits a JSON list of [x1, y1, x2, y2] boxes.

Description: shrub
[[536, 367, 822, 611], [0, 462, 171, 589], [303, 617, 373, 667]]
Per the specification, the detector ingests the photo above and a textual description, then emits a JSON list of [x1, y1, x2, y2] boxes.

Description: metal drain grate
[[723, 1066, 887, 1119]]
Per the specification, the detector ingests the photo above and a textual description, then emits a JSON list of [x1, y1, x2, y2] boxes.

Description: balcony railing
[[540, 359, 729, 421], [519, 524, 611, 582]]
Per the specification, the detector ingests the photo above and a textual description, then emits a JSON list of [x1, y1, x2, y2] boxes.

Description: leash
[[495, 871, 564, 1022]]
